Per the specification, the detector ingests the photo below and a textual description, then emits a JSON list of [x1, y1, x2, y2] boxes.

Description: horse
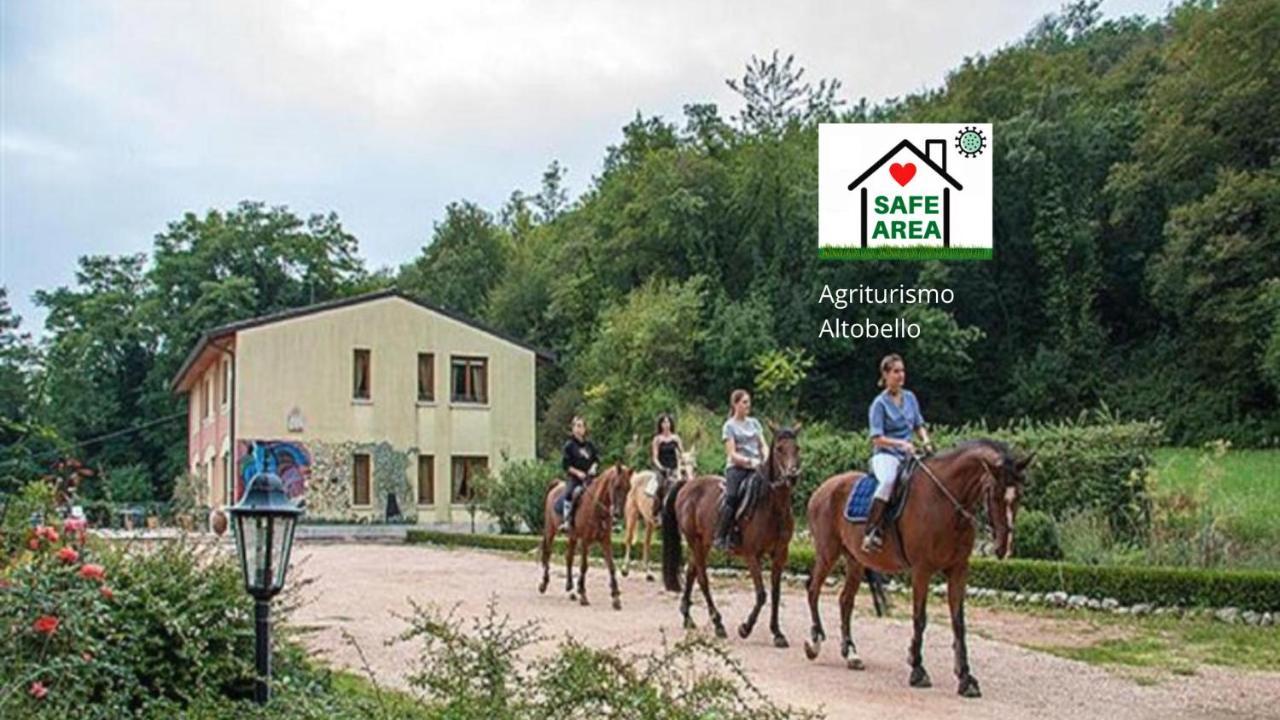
[[537, 463, 633, 609], [661, 424, 801, 647], [622, 449, 697, 581], [802, 440, 1032, 698]]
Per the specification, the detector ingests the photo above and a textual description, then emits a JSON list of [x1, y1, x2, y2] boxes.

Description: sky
[[1, 0, 1172, 333]]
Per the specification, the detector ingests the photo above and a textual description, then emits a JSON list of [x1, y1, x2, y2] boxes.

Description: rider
[[560, 415, 600, 532], [715, 389, 767, 551], [650, 412, 685, 517], [863, 353, 933, 553]]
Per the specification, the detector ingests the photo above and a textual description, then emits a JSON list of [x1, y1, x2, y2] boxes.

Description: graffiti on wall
[[237, 440, 311, 500]]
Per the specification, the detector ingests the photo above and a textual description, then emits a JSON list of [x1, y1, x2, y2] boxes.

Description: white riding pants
[[870, 453, 901, 502]]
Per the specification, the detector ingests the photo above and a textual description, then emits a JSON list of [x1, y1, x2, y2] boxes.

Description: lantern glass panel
[[270, 515, 296, 591]]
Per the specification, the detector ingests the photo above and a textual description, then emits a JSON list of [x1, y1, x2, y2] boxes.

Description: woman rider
[[863, 353, 933, 552], [560, 415, 600, 532], [650, 412, 685, 518], [715, 389, 767, 551]]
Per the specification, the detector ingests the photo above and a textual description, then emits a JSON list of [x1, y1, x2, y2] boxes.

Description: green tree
[[399, 201, 511, 317]]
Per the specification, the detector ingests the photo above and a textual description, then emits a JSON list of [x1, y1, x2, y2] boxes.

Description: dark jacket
[[562, 437, 599, 480]]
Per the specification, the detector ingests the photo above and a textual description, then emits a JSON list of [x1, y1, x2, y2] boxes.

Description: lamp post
[[227, 472, 302, 705]]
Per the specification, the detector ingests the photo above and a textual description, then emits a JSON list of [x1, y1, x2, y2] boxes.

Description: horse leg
[[767, 549, 789, 648], [603, 534, 622, 611], [695, 546, 727, 638], [680, 556, 698, 629], [577, 538, 591, 606], [948, 564, 980, 698], [622, 500, 636, 577], [538, 527, 553, 594], [739, 555, 767, 640], [565, 536, 578, 599], [642, 523, 655, 582], [838, 553, 866, 670], [803, 536, 838, 660], [907, 566, 932, 688]]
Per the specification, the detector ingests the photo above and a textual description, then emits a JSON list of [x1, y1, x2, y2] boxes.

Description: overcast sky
[[1, 0, 1171, 332]]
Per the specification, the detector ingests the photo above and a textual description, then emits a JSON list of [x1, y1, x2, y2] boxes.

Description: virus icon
[[955, 126, 986, 158]]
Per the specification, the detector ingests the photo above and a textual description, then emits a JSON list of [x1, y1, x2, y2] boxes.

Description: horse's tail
[[661, 479, 684, 592]]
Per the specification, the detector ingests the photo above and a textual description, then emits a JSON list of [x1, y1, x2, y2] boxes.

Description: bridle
[[765, 430, 800, 489], [912, 452, 1010, 537]]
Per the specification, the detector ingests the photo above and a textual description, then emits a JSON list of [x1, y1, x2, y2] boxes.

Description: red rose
[[36, 526, 59, 543], [29, 681, 48, 700], [28, 538, 40, 551], [80, 564, 106, 581], [58, 546, 80, 564], [63, 517, 88, 542], [32, 615, 59, 635], [99, 586, 114, 601]]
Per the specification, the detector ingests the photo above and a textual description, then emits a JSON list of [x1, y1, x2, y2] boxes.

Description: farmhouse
[[170, 290, 552, 523]]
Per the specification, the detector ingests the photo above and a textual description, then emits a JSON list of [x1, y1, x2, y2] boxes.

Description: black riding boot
[[861, 498, 889, 552], [713, 501, 738, 551]]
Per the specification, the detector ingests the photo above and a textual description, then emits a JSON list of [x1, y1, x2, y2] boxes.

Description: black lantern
[[227, 472, 302, 704]]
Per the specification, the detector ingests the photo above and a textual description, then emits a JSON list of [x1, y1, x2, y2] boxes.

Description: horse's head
[[984, 448, 1035, 560], [766, 421, 803, 487], [606, 462, 632, 520], [679, 448, 698, 482]]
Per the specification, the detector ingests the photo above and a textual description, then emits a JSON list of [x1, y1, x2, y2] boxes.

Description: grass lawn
[[818, 245, 993, 261], [1151, 447, 1280, 547]]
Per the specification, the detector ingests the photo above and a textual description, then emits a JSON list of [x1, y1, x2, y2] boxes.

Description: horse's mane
[[934, 438, 1017, 467]]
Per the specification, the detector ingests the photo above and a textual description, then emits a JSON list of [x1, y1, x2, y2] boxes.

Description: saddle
[[558, 477, 592, 519], [843, 456, 917, 524], [718, 469, 765, 522]]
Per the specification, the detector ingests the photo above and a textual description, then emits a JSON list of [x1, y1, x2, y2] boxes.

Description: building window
[[451, 456, 488, 502], [352, 453, 372, 506], [221, 359, 231, 407], [353, 349, 371, 400], [417, 353, 435, 402], [417, 455, 434, 506], [450, 357, 488, 403], [202, 377, 212, 419]]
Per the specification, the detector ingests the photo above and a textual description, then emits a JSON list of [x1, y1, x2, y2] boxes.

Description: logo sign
[[819, 123, 993, 261]]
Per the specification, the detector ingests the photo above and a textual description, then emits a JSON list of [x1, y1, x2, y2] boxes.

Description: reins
[[913, 453, 994, 535]]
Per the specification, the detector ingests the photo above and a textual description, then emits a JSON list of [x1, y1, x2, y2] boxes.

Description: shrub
[[106, 463, 153, 504], [1014, 510, 1062, 560], [482, 459, 559, 534]]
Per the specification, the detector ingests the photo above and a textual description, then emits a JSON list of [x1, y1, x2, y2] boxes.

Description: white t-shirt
[[722, 416, 764, 469]]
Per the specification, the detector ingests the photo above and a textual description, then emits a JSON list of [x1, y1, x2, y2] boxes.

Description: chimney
[[925, 139, 946, 173]]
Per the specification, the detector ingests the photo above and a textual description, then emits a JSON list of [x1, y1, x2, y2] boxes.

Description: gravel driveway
[[290, 542, 1280, 719]]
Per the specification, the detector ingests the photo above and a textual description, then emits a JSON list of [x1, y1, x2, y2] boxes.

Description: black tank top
[[656, 438, 679, 470]]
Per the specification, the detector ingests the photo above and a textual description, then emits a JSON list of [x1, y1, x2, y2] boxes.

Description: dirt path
[[291, 542, 1280, 719]]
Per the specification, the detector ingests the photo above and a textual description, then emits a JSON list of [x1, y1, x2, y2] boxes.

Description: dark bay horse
[[538, 464, 633, 609], [803, 440, 1031, 697], [661, 425, 801, 647]]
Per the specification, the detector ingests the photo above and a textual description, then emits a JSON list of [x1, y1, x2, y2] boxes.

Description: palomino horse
[[622, 449, 697, 581], [538, 464, 633, 609], [661, 425, 801, 647], [803, 440, 1032, 697]]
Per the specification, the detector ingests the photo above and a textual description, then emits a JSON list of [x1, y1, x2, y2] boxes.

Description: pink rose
[[33, 615, 59, 635], [58, 546, 80, 564], [30, 681, 48, 700], [80, 564, 106, 582]]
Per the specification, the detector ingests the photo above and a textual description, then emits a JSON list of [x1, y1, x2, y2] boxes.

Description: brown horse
[[661, 425, 801, 647], [622, 449, 696, 581], [538, 464, 633, 609], [803, 440, 1032, 697]]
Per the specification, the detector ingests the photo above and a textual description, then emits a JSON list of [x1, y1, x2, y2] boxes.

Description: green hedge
[[405, 530, 1280, 612]]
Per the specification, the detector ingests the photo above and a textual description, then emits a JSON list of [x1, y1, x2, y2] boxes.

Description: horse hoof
[[621, 567, 630, 578], [645, 573, 654, 582], [804, 640, 820, 660], [773, 634, 790, 649], [612, 597, 622, 611], [579, 595, 590, 607], [568, 591, 577, 601], [738, 623, 752, 639], [715, 624, 728, 639], [683, 616, 696, 630], [538, 579, 548, 594], [958, 676, 981, 698], [847, 655, 865, 671], [909, 667, 932, 688]]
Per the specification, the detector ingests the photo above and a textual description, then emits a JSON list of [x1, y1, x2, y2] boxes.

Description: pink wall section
[[183, 339, 235, 507]]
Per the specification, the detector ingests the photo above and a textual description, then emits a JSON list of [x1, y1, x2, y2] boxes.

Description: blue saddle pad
[[844, 474, 879, 522]]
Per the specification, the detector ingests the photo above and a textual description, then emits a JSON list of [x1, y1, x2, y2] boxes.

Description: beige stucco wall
[[233, 296, 537, 522]]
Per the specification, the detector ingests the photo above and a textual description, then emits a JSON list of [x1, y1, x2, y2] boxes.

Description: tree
[[398, 201, 511, 317], [726, 51, 843, 134]]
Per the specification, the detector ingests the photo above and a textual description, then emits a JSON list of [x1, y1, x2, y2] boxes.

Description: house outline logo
[[818, 123, 993, 261], [846, 139, 963, 250]]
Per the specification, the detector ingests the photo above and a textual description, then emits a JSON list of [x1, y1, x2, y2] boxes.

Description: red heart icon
[[889, 162, 916, 186]]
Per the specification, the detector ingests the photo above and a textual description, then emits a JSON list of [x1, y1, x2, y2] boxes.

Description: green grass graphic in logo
[[955, 126, 986, 158], [818, 245, 992, 261]]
